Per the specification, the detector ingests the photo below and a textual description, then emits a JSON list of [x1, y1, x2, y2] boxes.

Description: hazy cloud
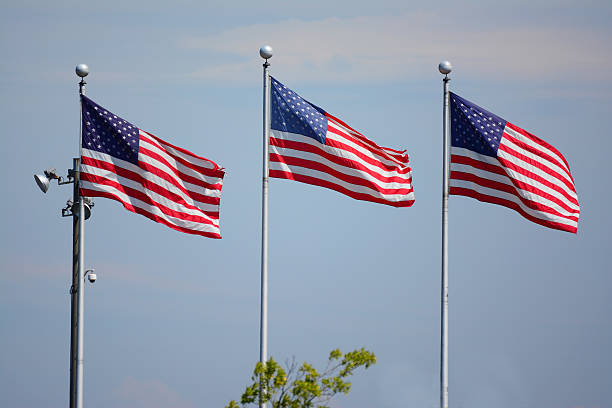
[[0, 256, 212, 295], [113, 377, 195, 408], [182, 13, 611, 83]]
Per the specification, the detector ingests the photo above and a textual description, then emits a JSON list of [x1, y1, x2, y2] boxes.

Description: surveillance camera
[[87, 273, 97, 283]]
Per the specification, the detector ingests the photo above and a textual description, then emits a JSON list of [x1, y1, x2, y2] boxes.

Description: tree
[[226, 348, 376, 408]]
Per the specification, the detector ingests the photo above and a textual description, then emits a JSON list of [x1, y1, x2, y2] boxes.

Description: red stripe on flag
[[80, 188, 221, 238], [139, 142, 224, 186], [450, 170, 579, 221], [270, 169, 414, 207], [326, 119, 409, 166], [270, 153, 413, 195], [496, 156, 579, 208], [80, 172, 220, 224], [452, 152, 579, 208], [326, 113, 407, 157], [501, 131, 573, 183], [324, 136, 412, 174], [270, 137, 412, 183], [138, 160, 222, 204], [450, 186, 577, 233], [450, 154, 507, 177], [141, 130, 222, 171], [505, 122, 573, 180], [498, 142, 576, 194], [81, 155, 221, 209]]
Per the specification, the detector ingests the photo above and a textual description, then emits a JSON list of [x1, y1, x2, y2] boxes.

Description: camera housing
[[85, 269, 96, 283]]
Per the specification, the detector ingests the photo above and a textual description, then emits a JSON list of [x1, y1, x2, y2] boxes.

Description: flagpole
[[438, 60, 452, 408], [259, 45, 273, 408], [75, 64, 89, 408]]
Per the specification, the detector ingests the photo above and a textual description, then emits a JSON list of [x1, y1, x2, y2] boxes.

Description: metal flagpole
[[259, 45, 273, 408], [74, 63, 88, 408], [438, 60, 452, 408], [69, 156, 80, 408]]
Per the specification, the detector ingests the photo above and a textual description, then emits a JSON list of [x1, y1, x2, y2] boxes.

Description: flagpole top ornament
[[76, 64, 89, 78], [438, 61, 452, 75], [259, 45, 273, 60]]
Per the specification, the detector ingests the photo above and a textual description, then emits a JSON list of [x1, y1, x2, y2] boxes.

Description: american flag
[[449, 92, 580, 233], [79, 95, 225, 238], [269, 77, 415, 207]]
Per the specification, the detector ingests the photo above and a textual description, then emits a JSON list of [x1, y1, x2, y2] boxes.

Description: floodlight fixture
[[34, 167, 75, 193], [34, 168, 60, 193], [34, 173, 50, 193]]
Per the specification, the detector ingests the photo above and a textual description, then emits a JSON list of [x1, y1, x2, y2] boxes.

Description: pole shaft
[[69, 159, 79, 408], [259, 60, 270, 408], [76, 192, 85, 408], [74, 79, 86, 408], [440, 76, 450, 408]]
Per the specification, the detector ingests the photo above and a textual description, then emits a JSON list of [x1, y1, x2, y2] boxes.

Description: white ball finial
[[259, 45, 273, 60], [76, 64, 89, 78], [438, 60, 452, 75]]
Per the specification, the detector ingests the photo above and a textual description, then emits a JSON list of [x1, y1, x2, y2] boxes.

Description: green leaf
[[226, 348, 376, 408]]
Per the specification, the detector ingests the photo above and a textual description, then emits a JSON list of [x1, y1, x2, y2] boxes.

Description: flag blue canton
[[81, 96, 140, 165], [450, 92, 507, 158], [270, 77, 328, 144]]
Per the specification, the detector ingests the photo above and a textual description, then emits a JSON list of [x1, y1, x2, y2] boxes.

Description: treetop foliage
[[226, 348, 376, 408]]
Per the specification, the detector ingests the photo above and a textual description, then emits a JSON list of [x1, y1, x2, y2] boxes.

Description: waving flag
[[449, 92, 580, 233], [79, 96, 225, 238], [268, 77, 414, 207]]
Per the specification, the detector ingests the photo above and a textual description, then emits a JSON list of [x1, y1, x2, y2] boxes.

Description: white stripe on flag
[[451, 161, 579, 218], [81, 180, 221, 233], [272, 131, 412, 183], [452, 146, 579, 212], [449, 178, 578, 229], [269, 160, 415, 203], [270, 130, 414, 204], [82, 149, 221, 212]]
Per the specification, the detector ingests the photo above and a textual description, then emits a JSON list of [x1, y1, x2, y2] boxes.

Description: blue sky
[[1, 1, 611, 407]]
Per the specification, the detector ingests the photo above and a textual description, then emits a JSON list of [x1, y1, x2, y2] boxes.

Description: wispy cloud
[[181, 13, 611, 84], [0, 257, 211, 294]]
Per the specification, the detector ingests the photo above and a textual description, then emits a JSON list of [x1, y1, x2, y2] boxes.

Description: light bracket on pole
[[35, 166, 93, 219], [62, 197, 94, 220], [34, 168, 75, 193]]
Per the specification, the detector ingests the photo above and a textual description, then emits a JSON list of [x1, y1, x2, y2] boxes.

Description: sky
[[1, 1, 611, 407]]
